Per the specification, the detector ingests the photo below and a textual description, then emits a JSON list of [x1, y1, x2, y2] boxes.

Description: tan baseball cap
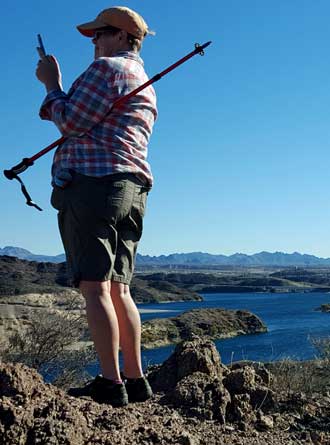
[[76, 6, 154, 40]]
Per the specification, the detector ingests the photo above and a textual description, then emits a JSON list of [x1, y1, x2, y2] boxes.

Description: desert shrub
[[268, 337, 330, 396], [0, 303, 96, 389], [268, 358, 319, 395], [167, 323, 180, 340], [310, 335, 330, 361]]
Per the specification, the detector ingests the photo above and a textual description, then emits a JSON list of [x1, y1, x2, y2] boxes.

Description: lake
[[89, 292, 330, 374], [138, 292, 330, 367]]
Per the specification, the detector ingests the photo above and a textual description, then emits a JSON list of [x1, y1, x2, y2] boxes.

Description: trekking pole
[[4, 41, 212, 210]]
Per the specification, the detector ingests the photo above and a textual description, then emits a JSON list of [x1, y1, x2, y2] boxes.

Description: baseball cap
[[76, 6, 155, 40]]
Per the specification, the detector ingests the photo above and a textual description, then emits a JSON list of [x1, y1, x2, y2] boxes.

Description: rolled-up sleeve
[[39, 59, 116, 136]]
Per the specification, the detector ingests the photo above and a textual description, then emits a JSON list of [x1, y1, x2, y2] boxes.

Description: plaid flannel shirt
[[39, 51, 157, 186]]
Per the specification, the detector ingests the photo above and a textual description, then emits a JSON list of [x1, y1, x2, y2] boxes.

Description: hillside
[[0, 256, 201, 303], [0, 246, 66, 263], [2, 256, 330, 300], [137, 270, 330, 293]]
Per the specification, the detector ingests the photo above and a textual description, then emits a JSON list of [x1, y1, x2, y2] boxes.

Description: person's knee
[[80, 280, 110, 300], [111, 281, 130, 299]]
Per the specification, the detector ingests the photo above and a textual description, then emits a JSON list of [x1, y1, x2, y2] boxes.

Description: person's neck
[[117, 48, 137, 54], [116, 42, 138, 53]]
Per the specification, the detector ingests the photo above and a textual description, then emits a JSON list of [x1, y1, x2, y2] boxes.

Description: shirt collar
[[114, 51, 144, 66]]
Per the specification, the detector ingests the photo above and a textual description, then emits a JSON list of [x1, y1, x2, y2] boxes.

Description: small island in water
[[316, 303, 330, 312], [141, 308, 267, 349]]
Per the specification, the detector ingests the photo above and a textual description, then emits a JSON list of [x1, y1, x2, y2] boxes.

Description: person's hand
[[36, 54, 63, 93]]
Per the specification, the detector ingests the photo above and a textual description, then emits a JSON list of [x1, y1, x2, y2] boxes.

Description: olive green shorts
[[51, 172, 148, 287]]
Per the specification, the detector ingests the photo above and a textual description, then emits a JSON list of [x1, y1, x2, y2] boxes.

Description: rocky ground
[[1, 338, 330, 445]]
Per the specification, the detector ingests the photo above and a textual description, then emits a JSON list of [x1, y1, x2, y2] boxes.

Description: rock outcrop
[[148, 338, 274, 425], [141, 308, 267, 348], [1, 338, 330, 444], [317, 303, 330, 313]]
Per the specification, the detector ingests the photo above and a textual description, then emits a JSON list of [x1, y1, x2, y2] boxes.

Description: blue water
[[88, 292, 330, 375], [137, 292, 330, 368]]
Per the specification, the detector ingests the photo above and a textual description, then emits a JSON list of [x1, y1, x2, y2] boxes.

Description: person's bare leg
[[80, 280, 121, 381], [111, 282, 143, 378]]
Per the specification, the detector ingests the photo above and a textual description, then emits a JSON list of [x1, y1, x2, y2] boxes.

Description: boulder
[[150, 338, 276, 426], [148, 337, 228, 392], [224, 366, 275, 412], [229, 360, 272, 386], [165, 372, 231, 422]]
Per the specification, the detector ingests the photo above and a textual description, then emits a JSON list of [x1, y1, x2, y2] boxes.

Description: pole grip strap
[[3, 158, 34, 179], [10, 172, 42, 211]]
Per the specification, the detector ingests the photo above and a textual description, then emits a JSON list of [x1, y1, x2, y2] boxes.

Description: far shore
[[0, 302, 176, 316], [138, 308, 177, 314]]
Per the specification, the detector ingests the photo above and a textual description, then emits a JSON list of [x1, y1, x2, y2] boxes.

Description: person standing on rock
[[35, 6, 157, 407]]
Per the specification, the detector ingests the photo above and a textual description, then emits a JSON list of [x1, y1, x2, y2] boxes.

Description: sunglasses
[[93, 26, 120, 40], [93, 30, 110, 40]]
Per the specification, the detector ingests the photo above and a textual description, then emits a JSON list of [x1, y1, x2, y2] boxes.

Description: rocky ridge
[[4, 255, 330, 297], [138, 270, 330, 293], [0, 256, 201, 303], [141, 308, 267, 348], [1, 338, 330, 445]]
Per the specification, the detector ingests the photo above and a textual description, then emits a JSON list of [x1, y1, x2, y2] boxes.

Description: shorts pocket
[[51, 186, 65, 211], [138, 189, 147, 217], [106, 180, 135, 223]]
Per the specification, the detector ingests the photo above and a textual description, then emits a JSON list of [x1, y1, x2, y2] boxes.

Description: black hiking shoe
[[122, 375, 153, 403], [68, 375, 128, 407]]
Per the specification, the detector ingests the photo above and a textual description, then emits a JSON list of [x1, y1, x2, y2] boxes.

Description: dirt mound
[[1, 338, 330, 444]]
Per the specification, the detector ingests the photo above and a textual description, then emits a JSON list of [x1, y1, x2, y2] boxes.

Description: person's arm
[[36, 54, 63, 93], [37, 58, 119, 137]]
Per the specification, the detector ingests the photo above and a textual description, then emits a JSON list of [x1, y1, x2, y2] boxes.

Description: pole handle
[[3, 158, 34, 180]]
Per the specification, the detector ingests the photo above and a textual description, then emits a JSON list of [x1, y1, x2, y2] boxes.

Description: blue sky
[[2, 0, 330, 257]]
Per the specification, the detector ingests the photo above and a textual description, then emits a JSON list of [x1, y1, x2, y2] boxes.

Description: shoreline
[[138, 308, 176, 313]]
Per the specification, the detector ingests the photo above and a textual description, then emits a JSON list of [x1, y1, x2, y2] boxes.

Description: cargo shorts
[[50, 172, 149, 287]]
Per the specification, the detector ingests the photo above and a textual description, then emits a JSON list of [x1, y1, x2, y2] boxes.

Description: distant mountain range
[[1, 246, 330, 267], [0, 247, 66, 264]]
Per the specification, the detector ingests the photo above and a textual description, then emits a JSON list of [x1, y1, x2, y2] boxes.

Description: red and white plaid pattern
[[39, 51, 157, 186]]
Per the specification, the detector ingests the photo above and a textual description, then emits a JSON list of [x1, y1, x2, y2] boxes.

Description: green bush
[[0, 306, 96, 389]]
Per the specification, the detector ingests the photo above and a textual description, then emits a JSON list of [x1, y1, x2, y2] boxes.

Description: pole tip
[[196, 41, 212, 52]]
